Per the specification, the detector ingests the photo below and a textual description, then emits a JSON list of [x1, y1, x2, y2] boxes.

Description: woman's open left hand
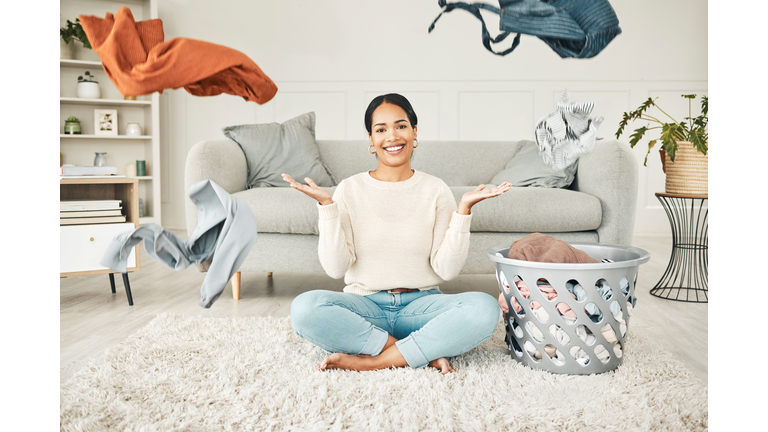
[[458, 182, 512, 215], [282, 173, 333, 206]]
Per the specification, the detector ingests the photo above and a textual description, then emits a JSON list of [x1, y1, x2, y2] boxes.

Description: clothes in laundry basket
[[496, 255, 634, 331], [502, 278, 623, 365], [495, 257, 579, 318], [515, 278, 578, 319], [568, 328, 615, 365], [583, 279, 625, 323], [495, 272, 578, 318], [525, 340, 567, 363], [507, 232, 599, 263], [497, 233, 628, 319], [100, 179, 257, 308], [495, 233, 636, 367]]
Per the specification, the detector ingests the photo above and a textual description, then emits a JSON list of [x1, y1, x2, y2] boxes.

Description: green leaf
[[59, 17, 92, 49], [691, 94, 708, 148], [692, 115, 707, 131], [628, 126, 648, 148], [616, 98, 657, 139], [690, 129, 708, 155], [643, 139, 657, 167], [661, 124, 680, 161], [616, 112, 631, 138], [60, 29, 72, 44], [681, 94, 696, 99], [629, 98, 655, 121], [76, 26, 92, 49], [61, 20, 75, 44]]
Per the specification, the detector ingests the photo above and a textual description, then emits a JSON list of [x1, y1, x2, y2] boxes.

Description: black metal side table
[[651, 193, 708, 303]]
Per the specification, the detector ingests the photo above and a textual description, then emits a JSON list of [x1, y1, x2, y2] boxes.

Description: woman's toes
[[428, 357, 455, 374], [318, 353, 338, 371]]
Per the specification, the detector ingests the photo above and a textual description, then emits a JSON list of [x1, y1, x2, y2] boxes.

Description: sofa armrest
[[184, 139, 248, 237], [571, 140, 638, 245]]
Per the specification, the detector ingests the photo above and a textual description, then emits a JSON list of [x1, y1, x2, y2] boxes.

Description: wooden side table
[[60, 177, 141, 305], [651, 192, 708, 303]]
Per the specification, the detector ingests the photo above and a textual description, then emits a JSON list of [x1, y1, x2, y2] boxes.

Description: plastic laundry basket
[[487, 242, 650, 375]]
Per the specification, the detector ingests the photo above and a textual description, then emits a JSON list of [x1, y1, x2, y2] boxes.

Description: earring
[[413, 139, 419, 148], [369, 144, 376, 154]]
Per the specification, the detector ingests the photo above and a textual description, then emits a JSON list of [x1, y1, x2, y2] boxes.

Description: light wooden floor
[[61, 233, 707, 386]]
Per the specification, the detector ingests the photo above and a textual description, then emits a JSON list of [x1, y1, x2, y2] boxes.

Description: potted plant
[[60, 18, 92, 59], [616, 94, 708, 195], [77, 71, 101, 99], [64, 116, 81, 135]]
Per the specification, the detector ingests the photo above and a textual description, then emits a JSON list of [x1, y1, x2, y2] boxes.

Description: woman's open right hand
[[282, 173, 333, 206]]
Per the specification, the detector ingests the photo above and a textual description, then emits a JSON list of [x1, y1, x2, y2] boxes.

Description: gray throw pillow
[[490, 140, 577, 188], [222, 112, 337, 189]]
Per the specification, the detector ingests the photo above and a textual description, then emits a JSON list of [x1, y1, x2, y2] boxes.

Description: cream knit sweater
[[316, 170, 473, 296]]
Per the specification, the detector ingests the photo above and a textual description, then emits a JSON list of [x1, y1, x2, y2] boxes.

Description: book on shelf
[[61, 175, 127, 179], [60, 209, 124, 218], [60, 166, 118, 176], [60, 215, 127, 225], [61, 200, 122, 211]]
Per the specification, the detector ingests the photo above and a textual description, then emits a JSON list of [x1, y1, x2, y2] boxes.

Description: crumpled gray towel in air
[[100, 179, 257, 308], [535, 89, 603, 171]]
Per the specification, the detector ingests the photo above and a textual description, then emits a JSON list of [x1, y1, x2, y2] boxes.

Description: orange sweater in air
[[78, 7, 277, 103]]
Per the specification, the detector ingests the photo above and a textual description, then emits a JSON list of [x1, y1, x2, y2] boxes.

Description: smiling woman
[[364, 94, 419, 179], [281, 93, 512, 375]]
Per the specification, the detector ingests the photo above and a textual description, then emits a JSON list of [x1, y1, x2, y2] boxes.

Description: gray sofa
[[185, 139, 638, 299]]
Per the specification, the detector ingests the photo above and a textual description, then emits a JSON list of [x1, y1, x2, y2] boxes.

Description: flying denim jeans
[[290, 289, 500, 369], [428, 0, 622, 59]]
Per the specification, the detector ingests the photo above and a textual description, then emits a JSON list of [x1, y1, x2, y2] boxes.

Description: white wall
[[157, 0, 707, 235]]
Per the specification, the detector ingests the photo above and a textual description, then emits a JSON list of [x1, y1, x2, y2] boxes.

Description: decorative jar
[[125, 123, 142, 136], [60, 39, 74, 59], [136, 160, 146, 177], [64, 120, 81, 135], [94, 152, 107, 167]]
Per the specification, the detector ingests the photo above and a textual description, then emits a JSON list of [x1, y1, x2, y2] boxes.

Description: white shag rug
[[61, 314, 707, 431]]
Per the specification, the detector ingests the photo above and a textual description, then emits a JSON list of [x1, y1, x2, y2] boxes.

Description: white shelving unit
[[60, 97, 152, 106], [60, 0, 160, 225], [61, 134, 153, 139]]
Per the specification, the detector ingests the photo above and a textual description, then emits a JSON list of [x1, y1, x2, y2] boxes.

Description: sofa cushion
[[236, 184, 600, 235], [222, 112, 336, 189], [234, 187, 337, 235], [450, 186, 601, 232], [490, 140, 577, 188]]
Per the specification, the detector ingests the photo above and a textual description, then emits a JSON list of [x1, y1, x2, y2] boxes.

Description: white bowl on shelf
[[77, 82, 101, 99], [125, 123, 142, 137]]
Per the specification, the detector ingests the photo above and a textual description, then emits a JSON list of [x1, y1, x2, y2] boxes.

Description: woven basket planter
[[660, 141, 708, 195]]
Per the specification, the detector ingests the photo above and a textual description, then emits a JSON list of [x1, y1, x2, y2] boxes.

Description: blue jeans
[[290, 289, 500, 369]]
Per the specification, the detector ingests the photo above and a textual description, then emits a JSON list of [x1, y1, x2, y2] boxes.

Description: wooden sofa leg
[[231, 271, 241, 300]]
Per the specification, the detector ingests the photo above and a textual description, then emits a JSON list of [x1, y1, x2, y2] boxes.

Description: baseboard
[[632, 233, 672, 238]]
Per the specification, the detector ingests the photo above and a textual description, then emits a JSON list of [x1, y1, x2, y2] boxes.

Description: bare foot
[[428, 357, 455, 374], [318, 353, 375, 372], [318, 344, 408, 372]]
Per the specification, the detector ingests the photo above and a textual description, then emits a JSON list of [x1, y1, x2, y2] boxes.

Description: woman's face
[[368, 102, 418, 168]]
